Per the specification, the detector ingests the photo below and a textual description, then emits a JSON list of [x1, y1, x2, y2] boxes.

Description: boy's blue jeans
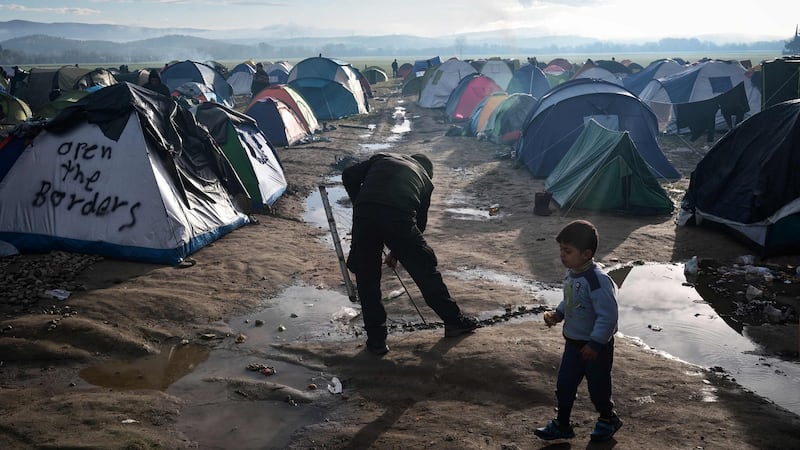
[[555, 337, 615, 424]]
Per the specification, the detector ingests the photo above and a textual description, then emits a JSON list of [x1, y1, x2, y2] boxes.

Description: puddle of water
[[80, 343, 209, 390], [443, 192, 505, 221], [303, 178, 352, 253], [446, 267, 562, 305], [391, 107, 411, 135], [360, 142, 394, 151], [231, 285, 361, 347], [167, 285, 360, 449], [612, 263, 800, 415]]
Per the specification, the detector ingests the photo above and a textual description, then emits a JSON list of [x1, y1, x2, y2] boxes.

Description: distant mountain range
[[0, 20, 787, 65]]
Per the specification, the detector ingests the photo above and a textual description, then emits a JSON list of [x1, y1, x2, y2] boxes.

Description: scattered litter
[[247, 362, 276, 376], [121, 419, 139, 424], [648, 324, 663, 332], [180, 339, 190, 345], [763, 304, 786, 323], [488, 204, 500, 216], [683, 256, 698, 276], [199, 333, 216, 340], [384, 289, 403, 300], [277, 324, 286, 332], [331, 306, 359, 322], [254, 319, 264, 327], [634, 395, 655, 405], [328, 376, 342, 394], [736, 255, 756, 265], [745, 285, 763, 300], [235, 333, 247, 343], [44, 289, 71, 301]]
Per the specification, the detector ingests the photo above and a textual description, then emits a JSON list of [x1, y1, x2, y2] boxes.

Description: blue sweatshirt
[[555, 262, 619, 351]]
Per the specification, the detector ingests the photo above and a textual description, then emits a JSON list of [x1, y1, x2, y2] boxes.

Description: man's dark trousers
[[348, 204, 462, 345]]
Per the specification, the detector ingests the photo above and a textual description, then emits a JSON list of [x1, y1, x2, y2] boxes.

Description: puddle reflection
[[80, 344, 209, 390], [612, 263, 800, 415], [303, 177, 352, 253]]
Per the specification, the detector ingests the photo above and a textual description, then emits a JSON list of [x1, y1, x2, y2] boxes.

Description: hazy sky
[[1, 0, 798, 42]]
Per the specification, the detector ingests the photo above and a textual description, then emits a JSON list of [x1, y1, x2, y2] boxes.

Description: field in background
[[17, 51, 783, 75]]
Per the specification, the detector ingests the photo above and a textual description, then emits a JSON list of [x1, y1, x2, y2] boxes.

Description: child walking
[[534, 220, 622, 442]]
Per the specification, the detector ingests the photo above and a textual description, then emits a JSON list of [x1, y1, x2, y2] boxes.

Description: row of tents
[[399, 55, 799, 256], [2, 56, 373, 125], [0, 56, 379, 265]]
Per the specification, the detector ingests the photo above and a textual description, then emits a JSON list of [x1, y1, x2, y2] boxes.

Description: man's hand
[[543, 311, 561, 327], [383, 252, 398, 269], [580, 344, 599, 361]]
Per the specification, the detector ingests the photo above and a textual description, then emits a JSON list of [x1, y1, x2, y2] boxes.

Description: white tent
[[479, 60, 514, 91], [0, 83, 250, 264], [227, 62, 256, 97], [418, 59, 477, 108], [638, 60, 761, 133]]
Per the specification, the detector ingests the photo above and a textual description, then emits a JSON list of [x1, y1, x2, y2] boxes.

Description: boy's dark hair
[[556, 220, 598, 256]]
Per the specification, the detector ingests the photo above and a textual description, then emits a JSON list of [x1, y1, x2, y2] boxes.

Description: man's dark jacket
[[342, 153, 433, 232]]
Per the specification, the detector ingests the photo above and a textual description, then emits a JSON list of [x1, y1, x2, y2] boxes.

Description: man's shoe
[[444, 315, 480, 337], [366, 342, 389, 355], [534, 419, 575, 441], [590, 415, 622, 442]]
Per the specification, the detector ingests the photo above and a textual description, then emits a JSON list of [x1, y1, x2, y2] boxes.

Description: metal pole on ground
[[318, 185, 358, 303]]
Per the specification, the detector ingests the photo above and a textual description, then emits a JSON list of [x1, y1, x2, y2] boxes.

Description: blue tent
[[507, 63, 551, 98], [288, 77, 366, 121], [518, 78, 680, 179], [622, 58, 685, 96], [413, 57, 441, 75], [678, 99, 800, 256], [287, 57, 369, 120], [160, 60, 235, 108]]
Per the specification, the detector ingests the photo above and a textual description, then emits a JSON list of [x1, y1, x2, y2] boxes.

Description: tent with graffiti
[[518, 78, 680, 179], [160, 60, 235, 108], [0, 83, 250, 265], [677, 99, 800, 256], [0, 90, 32, 124], [286, 56, 369, 121], [545, 119, 674, 215], [194, 102, 287, 209], [444, 74, 503, 122]]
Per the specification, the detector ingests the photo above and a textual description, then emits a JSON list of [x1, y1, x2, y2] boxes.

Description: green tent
[[544, 119, 673, 215], [35, 89, 88, 119], [0, 90, 32, 124], [193, 102, 287, 211]]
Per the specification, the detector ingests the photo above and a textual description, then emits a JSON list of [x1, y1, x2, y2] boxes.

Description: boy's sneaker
[[444, 315, 480, 337], [590, 415, 622, 442], [534, 419, 575, 440]]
